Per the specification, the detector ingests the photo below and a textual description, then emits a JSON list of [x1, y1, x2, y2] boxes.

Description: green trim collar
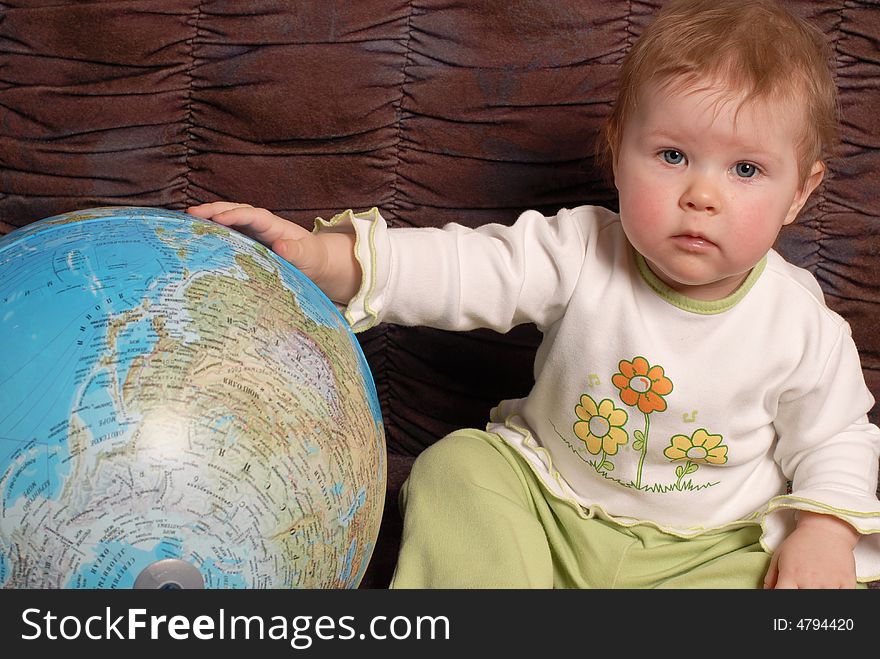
[[634, 252, 767, 315]]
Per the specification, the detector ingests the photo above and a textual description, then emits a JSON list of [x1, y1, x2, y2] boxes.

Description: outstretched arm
[[187, 202, 361, 305]]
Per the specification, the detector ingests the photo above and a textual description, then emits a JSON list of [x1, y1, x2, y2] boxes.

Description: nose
[[679, 172, 720, 214]]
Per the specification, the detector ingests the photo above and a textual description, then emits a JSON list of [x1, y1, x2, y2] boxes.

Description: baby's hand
[[763, 512, 859, 589], [187, 202, 360, 304], [187, 201, 308, 248]]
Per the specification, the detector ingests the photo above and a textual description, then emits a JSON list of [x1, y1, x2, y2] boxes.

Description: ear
[[611, 150, 620, 190], [783, 160, 825, 225]]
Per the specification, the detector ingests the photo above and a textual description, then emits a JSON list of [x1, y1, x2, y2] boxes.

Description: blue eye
[[734, 162, 759, 178], [662, 149, 685, 165]]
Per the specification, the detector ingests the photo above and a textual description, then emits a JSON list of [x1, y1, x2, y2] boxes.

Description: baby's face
[[613, 76, 824, 301]]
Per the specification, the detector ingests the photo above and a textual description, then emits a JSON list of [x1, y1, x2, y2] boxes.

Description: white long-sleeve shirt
[[317, 204, 880, 581]]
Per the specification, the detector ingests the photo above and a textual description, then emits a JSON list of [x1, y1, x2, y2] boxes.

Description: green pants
[[390, 428, 772, 588]]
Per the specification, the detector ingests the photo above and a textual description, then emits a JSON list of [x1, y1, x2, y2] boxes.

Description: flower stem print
[[663, 429, 728, 490], [633, 414, 650, 488], [673, 460, 700, 488], [573, 394, 628, 473], [612, 357, 673, 489]]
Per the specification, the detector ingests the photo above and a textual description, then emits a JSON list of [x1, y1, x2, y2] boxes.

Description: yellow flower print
[[664, 429, 727, 489], [612, 356, 673, 414], [573, 395, 629, 456], [664, 429, 728, 464]]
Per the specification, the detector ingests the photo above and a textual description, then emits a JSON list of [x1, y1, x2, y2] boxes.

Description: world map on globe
[[0, 206, 386, 588]]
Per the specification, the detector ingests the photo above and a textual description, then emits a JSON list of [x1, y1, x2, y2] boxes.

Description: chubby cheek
[[727, 198, 783, 261], [617, 180, 672, 249]]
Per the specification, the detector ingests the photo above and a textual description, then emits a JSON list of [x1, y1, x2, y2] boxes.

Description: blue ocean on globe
[[0, 206, 386, 588]]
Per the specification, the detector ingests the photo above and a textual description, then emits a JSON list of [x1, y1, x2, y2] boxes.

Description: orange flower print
[[612, 356, 673, 414]]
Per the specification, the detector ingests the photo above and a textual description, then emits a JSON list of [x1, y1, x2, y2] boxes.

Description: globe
[[0, 206, 386, 588]]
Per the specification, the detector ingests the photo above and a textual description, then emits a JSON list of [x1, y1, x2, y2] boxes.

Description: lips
[[671, 233, 717, 251]]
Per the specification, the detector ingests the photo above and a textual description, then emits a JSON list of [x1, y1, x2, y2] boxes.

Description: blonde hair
[[604, 0, 839, 184]]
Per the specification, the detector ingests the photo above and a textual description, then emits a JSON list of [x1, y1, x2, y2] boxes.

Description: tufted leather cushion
[[2, 0, 878, 588]]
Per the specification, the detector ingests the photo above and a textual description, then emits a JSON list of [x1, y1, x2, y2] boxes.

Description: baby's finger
[[273, 233, 329, 280], [762, 553, 779, 589], [186, 201, 253, 219], [214, 206, 306, 244]]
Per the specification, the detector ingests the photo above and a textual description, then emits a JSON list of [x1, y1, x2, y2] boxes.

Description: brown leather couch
[[2, 0, 878, 589]]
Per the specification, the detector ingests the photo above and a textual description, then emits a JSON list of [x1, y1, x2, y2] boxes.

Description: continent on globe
[[0, 206, 386, 588]]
